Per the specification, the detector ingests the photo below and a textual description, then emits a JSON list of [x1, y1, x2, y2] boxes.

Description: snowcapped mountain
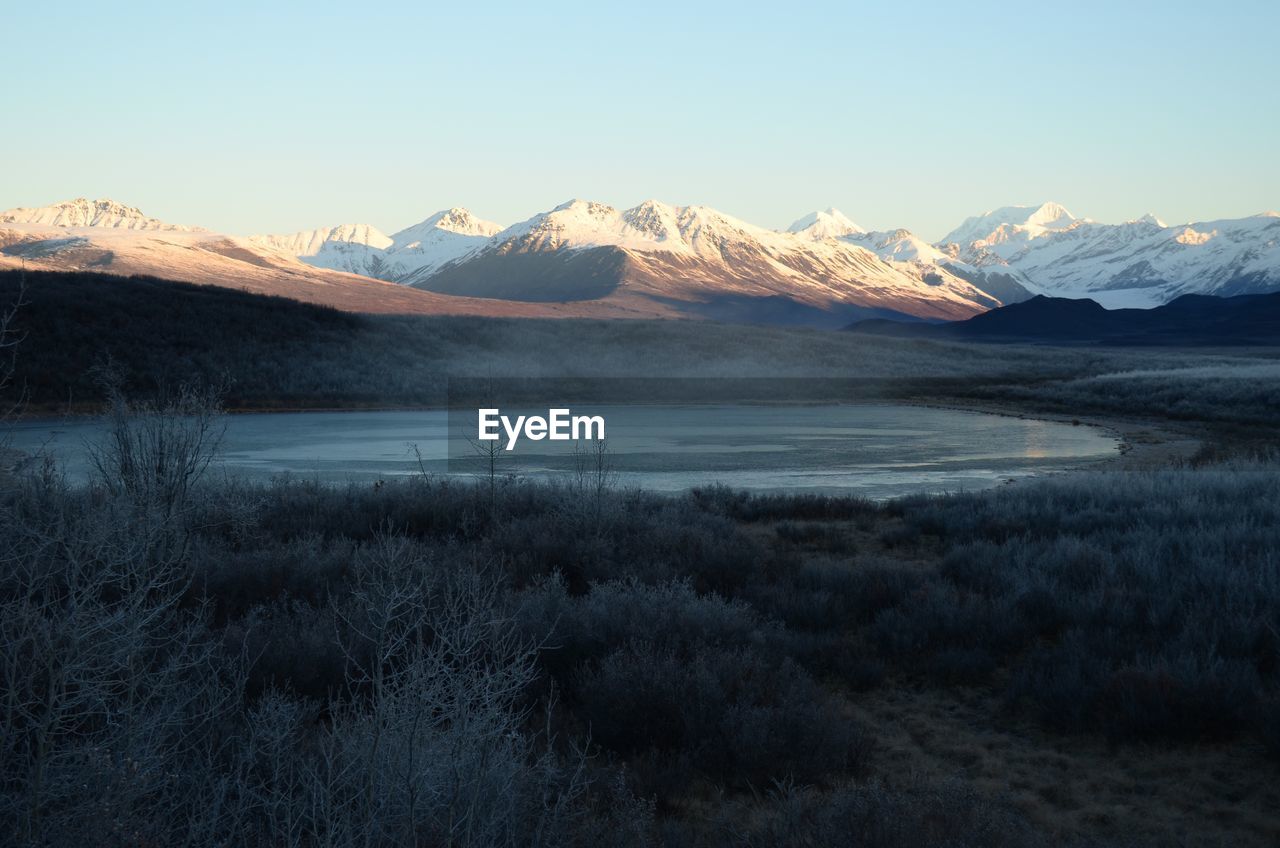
[[971, 212, 1280, 307], [252, 223, 393, 278], [845, 228, 953, 266], [258, 223, 393, 255], [0, 198, 201, 231], [936, 202, 1280, 307], [409, 199, 1010, 324], [255, 208, 501, 282], [787, 208, 864, 240], [488, 199, 795, 256], [866, 228, 1036, 307], [942, 202, 1084, 264], [387, 209, 502, 282], [392, 208, 502, 245], [0, 200, 604, 319], [1130, 213, 1166, 227], [791, 221, 1034, 309]]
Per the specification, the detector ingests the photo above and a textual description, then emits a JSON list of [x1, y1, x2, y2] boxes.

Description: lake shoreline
[[895, 397, 1201, 471]]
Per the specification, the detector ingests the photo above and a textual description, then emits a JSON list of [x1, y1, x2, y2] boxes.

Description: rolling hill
[[848, 291, 1280, 345]]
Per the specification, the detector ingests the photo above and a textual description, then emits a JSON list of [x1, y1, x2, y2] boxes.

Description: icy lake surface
[[6, 404, 1120, 499]]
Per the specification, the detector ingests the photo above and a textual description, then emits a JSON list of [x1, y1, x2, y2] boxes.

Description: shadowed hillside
[[849, 292, 1280, 345], [4, 270, 1277, 432]]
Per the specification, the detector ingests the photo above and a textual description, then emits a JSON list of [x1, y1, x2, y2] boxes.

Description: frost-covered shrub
[[575, 642, 866, 792], [514, 575, 776, 678], [887, 465, 1280, 743]]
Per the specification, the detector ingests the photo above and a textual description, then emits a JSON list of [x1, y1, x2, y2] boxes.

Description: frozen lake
[[6, 404, 1119, 499]]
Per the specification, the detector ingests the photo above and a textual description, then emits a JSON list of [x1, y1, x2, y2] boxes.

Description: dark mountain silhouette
[[847, 292, 1280, 345]]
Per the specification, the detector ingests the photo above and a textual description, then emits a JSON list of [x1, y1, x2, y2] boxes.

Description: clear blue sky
[[5, 1, 1277, 240]]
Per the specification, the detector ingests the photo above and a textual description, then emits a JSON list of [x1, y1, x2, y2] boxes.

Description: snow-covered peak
[[551, 198, 619, 219], [399, 207, 502, 239], [787, 208, 865, 240], [621, 200, 684, 243], [1130, 212, 1167, 227], [496, 199, 789, 257], [447, 198, 1007, 320], [390, 208, 501, 251], [968, 210, 1280, 306], [384, 208, 502, 279], [252, 223, 392, 257], [673, 204, 779, 246], [1021, 201, 1076, 229], [0, 197, 197, 231], [941, 201, 1086, 263], [498, 199, 628, 249], [845, 227, 951, 265], [942, 201, 1078, 245], [255, 209, 504, 282]]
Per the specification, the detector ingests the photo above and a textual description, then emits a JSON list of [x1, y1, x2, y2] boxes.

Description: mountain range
[[937, 204, 1280, 308], [2, 197, 1278, 327]]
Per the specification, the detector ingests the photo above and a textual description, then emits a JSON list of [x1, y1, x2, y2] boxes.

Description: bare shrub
[[88, 371, 226, 517], [569, 436, 618, 529], [0, 474, 237, 845], [0, 271, 25, 419]]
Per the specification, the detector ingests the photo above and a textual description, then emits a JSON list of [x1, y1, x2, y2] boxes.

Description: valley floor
[[4, 271, 1280, 846]]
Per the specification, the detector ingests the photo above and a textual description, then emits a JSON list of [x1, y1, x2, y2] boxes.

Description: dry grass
[[753, 507, 1280, 848], [845, 682, 1279, 847]]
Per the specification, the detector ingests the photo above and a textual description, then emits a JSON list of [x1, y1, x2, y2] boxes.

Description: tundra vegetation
[[1, 270, 1279, 846]]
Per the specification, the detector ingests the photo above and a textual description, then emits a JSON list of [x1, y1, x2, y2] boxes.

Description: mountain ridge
[[0, 198, 203, 232], [251, 208, 502, 280], [406, 198, 1005, 324], [947, 208, 1280, 307], [5, 196, 1280, 327]]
